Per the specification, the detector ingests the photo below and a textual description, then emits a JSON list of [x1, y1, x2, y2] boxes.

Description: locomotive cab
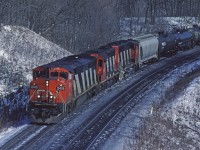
[[28, 66, 73, 123], [28, 54, 97, 123], [83, 50, 107, 82], [30, 68, 72, 102]]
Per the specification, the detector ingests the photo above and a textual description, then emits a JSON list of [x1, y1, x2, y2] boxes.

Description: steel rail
[[62, 50, 200, 150]]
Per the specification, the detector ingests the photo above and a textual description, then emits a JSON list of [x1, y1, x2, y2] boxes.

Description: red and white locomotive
[[28, 29, 196, 123]]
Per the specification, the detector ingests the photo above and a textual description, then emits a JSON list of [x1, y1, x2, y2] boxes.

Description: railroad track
[[57, 49, 200, 150], [0, 107, 81, 150], [17, 124, 55, 150], [0, 124, 45, 150], [2, 49, 200, 150]]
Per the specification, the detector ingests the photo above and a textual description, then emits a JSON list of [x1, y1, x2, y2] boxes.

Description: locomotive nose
[[34, 80, 57, 102]]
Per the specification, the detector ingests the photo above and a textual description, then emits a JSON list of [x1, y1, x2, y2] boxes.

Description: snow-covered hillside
[[0, 25, 71, 128], [0, 25, 71, 95]]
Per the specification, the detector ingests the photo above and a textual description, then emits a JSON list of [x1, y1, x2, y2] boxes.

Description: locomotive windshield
[[50, 72, 68, 79], [51, 72, 58, 78], [34, 70, 49, 78], [60, 72, 68, 79]]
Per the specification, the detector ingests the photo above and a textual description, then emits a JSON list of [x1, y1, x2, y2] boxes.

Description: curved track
[[0, 124, 44, 150], [59, 49, 200, 150], [0, 124, 54, 150], [2, 49, 200, 150]]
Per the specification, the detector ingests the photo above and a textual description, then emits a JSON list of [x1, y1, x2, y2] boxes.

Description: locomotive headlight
[[45, 80, 49, 86], [37, 95, 41, 98], [50, 95, 53, 99]]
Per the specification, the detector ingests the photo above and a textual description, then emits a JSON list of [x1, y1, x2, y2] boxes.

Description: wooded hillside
[[0, 0, 199, 53]]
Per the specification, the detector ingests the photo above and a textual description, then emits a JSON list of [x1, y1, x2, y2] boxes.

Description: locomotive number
[[31, 85, 38, 89], [57, 86, 65, 91]]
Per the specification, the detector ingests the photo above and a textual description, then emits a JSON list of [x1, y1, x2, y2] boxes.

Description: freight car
[[188, 25, 200, 45], [129, 34, 159, 70], [27, 26, 200, 123], [173, 29, 194, 50], [157, 31, 177, 56]]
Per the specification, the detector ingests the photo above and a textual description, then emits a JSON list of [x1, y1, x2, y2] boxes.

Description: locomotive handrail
[[26, 89, 37, 111]]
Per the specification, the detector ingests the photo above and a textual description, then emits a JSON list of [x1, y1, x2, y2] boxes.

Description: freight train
[[27, 26, 200, 123]]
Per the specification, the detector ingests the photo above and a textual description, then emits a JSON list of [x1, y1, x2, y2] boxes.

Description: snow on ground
[[164, 78, 200, 125], [0, 17, 200, 147], [13, 126, 47, 150], [25, 48, 200, 149], [0, 124, 28, 147], [102, 51, 200, 150], [0, 48, 8, 60], [163, 17, 199, 28], [0, 85, 6, 95], [120, 17, 200, 39]]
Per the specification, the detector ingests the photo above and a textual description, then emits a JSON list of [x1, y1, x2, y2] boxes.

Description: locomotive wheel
[[95, 85, 100, 94], [73, 100, 77, 108], [173, 50, 177, 55], [87, 91, 92, 99], [98, 84, 103, 92], [66, 104, 71, 113], [115, 74, 119, 82], [153, 58, 158, 63], [87, 88, 95, 97], [119, 69, 125, 80], [134, 63, 140, 71]]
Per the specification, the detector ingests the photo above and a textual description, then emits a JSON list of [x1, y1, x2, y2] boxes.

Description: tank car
[[173, 29, 194, 50], [188, 25, 200, 45], [157, 31, 177, 56]]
